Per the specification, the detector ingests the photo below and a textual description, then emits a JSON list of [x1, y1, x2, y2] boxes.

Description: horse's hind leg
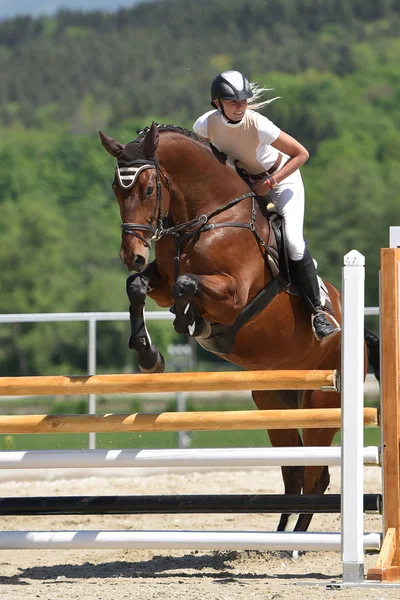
[[275, 441, 305, 532], [293, 389, 340, 532], [252, 390, 305, 532], [293, 426, 338, 532]]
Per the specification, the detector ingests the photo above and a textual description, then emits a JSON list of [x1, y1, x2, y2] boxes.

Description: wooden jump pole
[[367, 248, 400, 582], [0, 407, 378, 434], [0, 369, 338, 397]]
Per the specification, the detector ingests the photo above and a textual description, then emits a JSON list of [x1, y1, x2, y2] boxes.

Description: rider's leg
[[269, 172, 340, 342], [291, 247, 340, 340]]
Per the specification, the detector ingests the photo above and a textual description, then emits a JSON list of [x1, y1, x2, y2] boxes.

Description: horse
[[99, 122, 380, 533]]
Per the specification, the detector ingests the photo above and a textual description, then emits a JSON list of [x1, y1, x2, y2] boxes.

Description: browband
[[116, 163, 155, 189]]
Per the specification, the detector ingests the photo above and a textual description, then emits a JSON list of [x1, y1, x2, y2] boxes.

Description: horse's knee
[[126, 273, 149, 305], [171, 275, 199, 305]]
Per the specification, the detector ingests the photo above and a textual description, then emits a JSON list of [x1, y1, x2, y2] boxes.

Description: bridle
[[118, 158, 170, 248], [117, 157, 274, 277]]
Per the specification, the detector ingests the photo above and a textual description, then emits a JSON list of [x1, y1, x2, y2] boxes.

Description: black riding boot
[[292, 248, 340, 342]]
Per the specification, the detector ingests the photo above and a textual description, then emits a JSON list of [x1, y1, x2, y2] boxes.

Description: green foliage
[[0, 427, 382, 451], [51, 398, 88, 414], [0, 0, 398, 375], [1, 0, 400, 130]]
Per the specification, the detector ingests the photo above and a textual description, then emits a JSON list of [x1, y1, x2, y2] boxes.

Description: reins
[[161, 191, 255, 238]]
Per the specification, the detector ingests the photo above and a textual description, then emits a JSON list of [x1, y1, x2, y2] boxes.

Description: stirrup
[[311, 311, 341, 342]]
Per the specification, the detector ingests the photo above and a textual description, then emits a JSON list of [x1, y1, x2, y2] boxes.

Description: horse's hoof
[[279, 550, 304, 560], [173, 318, 191, 335], [139, 352, 165, 374], [192, 317, 211, 339]]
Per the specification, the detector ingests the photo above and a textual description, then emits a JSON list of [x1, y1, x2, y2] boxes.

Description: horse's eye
[[146, 186, 154, 196]]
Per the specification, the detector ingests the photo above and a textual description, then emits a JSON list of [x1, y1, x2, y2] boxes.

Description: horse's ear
[[99, 131, 125, 158], [141, 122, 159, 159]]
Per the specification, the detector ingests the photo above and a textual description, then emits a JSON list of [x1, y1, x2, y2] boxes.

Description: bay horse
[[100, 122, 379, 533]]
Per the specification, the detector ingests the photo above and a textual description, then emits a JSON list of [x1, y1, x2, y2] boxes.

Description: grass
[[0, 427, 381, 451], [0, 394, 381, 451]]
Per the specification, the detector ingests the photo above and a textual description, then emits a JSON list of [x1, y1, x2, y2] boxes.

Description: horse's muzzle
[[120, 250, 148, 273]]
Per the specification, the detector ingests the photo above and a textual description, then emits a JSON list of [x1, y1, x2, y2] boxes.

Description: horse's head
[[100, 123, 170, 272]]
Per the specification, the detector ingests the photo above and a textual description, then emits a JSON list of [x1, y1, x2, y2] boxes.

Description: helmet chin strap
[[217, 101, 243, 125]]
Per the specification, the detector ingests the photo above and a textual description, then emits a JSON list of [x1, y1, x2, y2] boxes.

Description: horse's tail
[[364, 328, 380, 383]]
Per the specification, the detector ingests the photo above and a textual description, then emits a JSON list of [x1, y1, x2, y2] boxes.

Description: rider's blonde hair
[[248, 82, 279, 112]]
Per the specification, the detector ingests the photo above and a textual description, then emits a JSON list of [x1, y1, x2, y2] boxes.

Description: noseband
[[118, 158, 170, 248]]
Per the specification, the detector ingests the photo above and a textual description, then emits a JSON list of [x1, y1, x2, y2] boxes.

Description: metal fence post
[[168, 343, 194, 448]]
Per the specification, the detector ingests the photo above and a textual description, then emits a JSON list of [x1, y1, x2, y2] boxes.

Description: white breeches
[[268, 169, 306, 261]]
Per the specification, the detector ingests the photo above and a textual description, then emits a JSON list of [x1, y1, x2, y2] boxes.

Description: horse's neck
[[159, 138, 247, 221]]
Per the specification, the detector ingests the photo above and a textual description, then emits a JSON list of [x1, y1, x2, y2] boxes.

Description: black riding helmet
[[211, 70, 253, 109]]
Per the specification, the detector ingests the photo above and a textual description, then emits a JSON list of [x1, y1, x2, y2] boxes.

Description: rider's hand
[[251, 178, 271, 197]]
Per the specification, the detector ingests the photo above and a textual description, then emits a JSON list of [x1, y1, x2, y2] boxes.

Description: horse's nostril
[[134, 255, 146, 268]]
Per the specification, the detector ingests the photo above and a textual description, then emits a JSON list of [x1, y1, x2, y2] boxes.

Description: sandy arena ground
[[0, 465, 398, 600]]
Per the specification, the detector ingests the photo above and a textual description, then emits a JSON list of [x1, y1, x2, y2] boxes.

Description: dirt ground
[[0, 465, 398, 600]]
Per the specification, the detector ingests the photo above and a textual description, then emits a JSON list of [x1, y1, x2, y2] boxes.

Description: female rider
[[193, 70, 340, 342]]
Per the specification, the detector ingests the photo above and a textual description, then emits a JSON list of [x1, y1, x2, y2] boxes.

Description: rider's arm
[[271, 131, 309, 184]]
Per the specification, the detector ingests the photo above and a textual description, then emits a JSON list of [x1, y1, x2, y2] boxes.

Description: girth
[[196, 277, 285, 355]]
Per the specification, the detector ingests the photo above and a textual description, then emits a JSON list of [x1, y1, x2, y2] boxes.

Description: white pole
[[341, 250, 366, 583], [0, 530, 381, 551], [177, 392, 189, 448], [0, 446, 380, 470], [88, 319, 97, 450]]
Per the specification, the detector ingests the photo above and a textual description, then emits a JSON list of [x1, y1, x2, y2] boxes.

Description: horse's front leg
[[126, 261, 172, 373], [171, 273, 245, 337]]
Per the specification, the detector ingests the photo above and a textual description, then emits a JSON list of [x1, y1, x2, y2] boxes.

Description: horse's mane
[[118, 123, 211, 167], [133, 122, 233, 169], [135, 123, 208, 147]]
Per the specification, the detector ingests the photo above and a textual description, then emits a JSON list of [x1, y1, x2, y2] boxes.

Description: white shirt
[[193, 109, 282, 174]]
